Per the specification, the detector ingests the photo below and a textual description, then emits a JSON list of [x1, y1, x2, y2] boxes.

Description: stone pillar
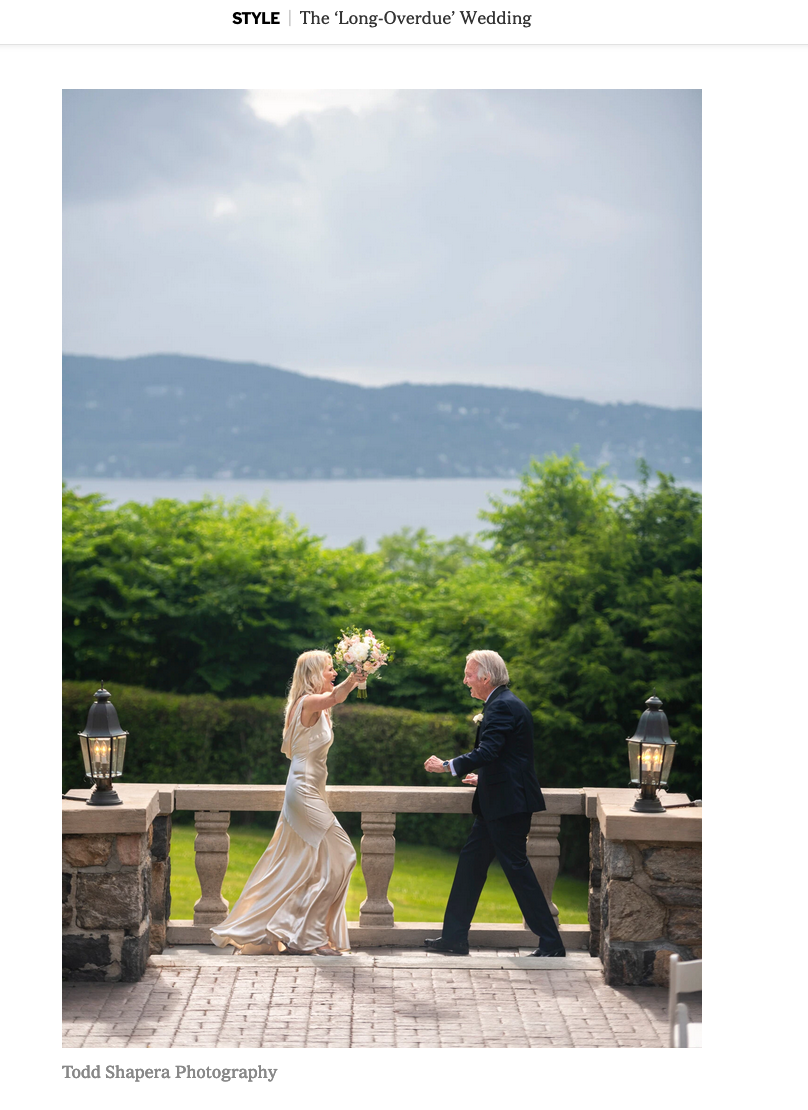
[[526, 812, 560, 929], [193, 811, 230, 926], [62, 829, 152, 982], [600, 833, 702, 986], [359, 812, 396, 927], [149, 815, 172, 954]]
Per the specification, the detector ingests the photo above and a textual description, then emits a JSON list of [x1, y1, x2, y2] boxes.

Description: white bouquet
[[334, 627, 392, 699]]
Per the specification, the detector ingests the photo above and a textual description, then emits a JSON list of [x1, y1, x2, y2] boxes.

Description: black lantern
[[78, 684, 128, 806], [626, 694, 677, 814]]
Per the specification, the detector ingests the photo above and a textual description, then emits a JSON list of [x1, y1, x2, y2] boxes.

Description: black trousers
[[442, 811, 564, 950]]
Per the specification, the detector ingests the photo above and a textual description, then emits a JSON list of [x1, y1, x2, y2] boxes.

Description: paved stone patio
[[62, 946, 700, 1049]]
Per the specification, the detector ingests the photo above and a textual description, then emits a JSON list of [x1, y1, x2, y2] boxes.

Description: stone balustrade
[[63, 782, 700, 985], [168, 784, 584, 949]]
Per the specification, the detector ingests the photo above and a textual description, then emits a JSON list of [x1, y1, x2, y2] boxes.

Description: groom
[[423, 650, 566, 958]]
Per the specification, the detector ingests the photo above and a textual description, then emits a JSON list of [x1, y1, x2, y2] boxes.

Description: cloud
[[553, 194, 632, 243], [212, 197, 237, 218], [63, 90, 289, 204], [62, 90, 701, 408], [245, 89, 398, 126]]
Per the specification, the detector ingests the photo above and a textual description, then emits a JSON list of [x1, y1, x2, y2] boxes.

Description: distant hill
[[63, 353, 701, 481]]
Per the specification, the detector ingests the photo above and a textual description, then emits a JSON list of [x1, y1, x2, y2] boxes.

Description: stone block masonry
[[62, 788, 174, 982], [62, 828, 152, 982], [589, 799, 701, 987]]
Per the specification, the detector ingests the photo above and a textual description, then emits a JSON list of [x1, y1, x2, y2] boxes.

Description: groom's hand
[[424, 755, 447, 773]]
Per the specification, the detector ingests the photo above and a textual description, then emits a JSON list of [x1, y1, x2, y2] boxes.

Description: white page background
[[1, 27, 803, 1098]]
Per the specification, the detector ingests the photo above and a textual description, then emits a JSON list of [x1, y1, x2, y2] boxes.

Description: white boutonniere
[[472, 713, 484, 725]]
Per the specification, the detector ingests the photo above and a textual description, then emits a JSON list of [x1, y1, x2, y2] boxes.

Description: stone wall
[[592, 821, 701, 986], [62, 827, 156, 982]]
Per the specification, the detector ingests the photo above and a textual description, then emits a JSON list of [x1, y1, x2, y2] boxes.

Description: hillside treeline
[[64, 353, 702, 481], [63, 455, 701, 802]]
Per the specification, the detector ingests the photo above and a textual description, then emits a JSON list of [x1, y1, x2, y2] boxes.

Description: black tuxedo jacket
[[451, 685, 546, 820]]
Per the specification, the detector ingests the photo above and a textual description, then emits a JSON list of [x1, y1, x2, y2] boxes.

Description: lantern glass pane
[[79, 734, 92, 778], [89, 737, 113, 778], [660, 743, 676, 786], [111, 735, 126, 777], [639, 743, 664, 785], [627, 740, 641, 785]]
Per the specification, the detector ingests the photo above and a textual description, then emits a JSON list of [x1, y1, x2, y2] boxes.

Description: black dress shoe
[[424, 936, 469, 956], [527, 947, 566, 958]]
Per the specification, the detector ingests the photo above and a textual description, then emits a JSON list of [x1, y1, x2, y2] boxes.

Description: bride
[[211, 651, 362, 956]]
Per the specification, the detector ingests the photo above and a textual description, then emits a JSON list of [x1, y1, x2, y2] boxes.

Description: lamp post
[[78, 684, 128, 806], [626, 694, 677, 814]]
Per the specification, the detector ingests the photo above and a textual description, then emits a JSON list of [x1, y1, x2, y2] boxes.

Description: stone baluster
[[359, 812, 396, 927], [526, 812, 561, 930], [193, 811, 231, 925]]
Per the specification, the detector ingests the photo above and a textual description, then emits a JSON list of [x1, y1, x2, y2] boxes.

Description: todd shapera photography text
[[63, 1065, 278, 1083]]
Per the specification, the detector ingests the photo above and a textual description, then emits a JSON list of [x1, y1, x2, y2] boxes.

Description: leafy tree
[[481, 456, 701, 801], [62, 487, 365, 697], [347, 528, 534, 713]]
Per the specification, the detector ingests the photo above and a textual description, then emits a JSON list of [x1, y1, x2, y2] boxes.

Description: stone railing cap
[[62, 784, 174, 834], [61, 782, 596, 826], [172, 783, 586, 814], [596, 795, 701, 843], [582, 788, 690, 819]]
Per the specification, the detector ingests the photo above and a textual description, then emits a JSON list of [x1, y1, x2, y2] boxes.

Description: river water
[[63, 476, 702, 550]]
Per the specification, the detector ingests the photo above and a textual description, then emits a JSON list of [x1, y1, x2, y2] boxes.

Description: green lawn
[[169, 823, 588, 924]]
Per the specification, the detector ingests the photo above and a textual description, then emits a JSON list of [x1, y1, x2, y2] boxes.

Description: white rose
[[473, 713, 484, 724], [352, 642, 370, 662]]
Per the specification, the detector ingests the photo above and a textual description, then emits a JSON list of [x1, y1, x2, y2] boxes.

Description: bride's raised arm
[[299, 670, 362, 727]]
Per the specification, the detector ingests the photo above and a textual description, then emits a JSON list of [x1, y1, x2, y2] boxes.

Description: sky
[[63, 89, 701, 409]]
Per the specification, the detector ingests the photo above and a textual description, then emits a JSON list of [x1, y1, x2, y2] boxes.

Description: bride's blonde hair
[[283, 650, 333, 737]]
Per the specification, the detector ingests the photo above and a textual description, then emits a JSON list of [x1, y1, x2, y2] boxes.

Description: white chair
[[668, 953, 702, 1047]]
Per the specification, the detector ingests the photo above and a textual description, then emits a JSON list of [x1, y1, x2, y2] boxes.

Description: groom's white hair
[[466, 650, 509, 687]]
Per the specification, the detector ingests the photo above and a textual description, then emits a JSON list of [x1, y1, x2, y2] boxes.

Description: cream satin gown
[[210, 699, 356, 953]]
